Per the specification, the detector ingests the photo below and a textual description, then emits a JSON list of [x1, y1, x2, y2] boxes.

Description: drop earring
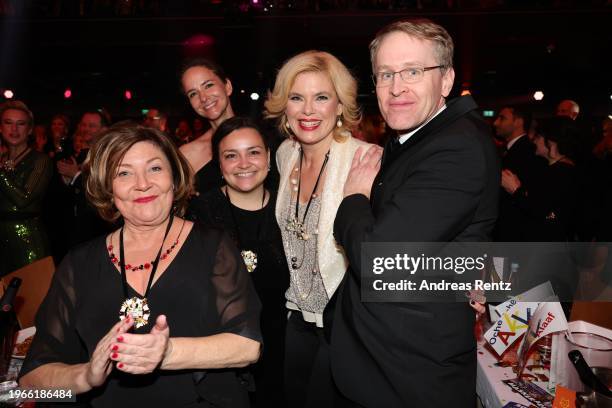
[[336, 117, 343, 128]]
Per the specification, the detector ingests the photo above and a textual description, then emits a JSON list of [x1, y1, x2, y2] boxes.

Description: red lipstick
[[134, 195, 157, 203]]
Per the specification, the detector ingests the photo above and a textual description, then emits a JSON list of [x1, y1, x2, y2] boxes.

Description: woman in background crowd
[[502, 117, 581, 312], [502, 116, 580, 241], [179, 58, 235, 195], [0, 100, 53, 275], [33, 124, 48, 153], [48, 113, 72, 158]]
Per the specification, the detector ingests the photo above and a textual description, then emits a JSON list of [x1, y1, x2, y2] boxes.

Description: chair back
[[0, 256, 55, 328]]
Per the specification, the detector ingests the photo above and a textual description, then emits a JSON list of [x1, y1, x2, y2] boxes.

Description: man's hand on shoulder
[[343, 145, 383, 199]]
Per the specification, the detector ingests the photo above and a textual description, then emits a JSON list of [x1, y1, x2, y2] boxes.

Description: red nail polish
[[118, 363, 124, 369], [111, 345, 118, 351], [117, 336, 123, 342], [111, 353, 118, 359]]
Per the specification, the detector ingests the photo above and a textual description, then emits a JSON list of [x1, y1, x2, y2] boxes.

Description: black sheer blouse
[[19, 225, 262, 407]]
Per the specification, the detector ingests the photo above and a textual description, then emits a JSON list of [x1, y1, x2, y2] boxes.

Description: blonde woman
[[265, 50, 380, 407]]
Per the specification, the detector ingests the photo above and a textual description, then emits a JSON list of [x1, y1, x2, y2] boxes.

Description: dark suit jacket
[[493, 135, 547, 241], [331, 96, 499, 408], [70, 170, 113, 247], [502, 135, 541, 184]]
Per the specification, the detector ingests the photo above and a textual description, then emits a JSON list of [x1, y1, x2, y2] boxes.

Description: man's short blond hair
[[369, 19, 454, 72]]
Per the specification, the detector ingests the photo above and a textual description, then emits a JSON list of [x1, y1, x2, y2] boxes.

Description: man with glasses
[[330, 19, 499, 407]]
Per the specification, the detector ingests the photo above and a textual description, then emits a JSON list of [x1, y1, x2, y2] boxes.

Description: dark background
[[1, 1, 611, 125]]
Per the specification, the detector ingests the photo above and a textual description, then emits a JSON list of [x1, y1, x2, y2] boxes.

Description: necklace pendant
[[287, 217, 311, 240], [241, 250, 258, 273], [119, 297, 150, 328], [3, 159, 15, 172], [286, 218, 303, 233]]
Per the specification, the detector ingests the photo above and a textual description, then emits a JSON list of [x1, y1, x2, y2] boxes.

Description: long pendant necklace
[[118, 215, 174, 328], [285, 149, 330, 241], [224, 186, 266, 273], [287, 199, 321, 300], [285, 148, 330, 300]]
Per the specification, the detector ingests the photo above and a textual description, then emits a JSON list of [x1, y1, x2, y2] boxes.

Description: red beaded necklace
[[107, 219, 186, 272]]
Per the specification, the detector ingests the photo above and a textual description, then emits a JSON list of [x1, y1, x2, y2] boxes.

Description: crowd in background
[[1, 13, 611, 405], [1, 0, 610, 18], [1, 96, 611, 275]]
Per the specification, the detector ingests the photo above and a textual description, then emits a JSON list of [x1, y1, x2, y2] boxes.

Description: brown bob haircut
[[83, 125, 194, 223]]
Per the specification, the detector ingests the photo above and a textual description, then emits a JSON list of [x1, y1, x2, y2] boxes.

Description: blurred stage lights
[[3, 89, 14, 99], [124, 90, 133, 100], [460, 89, 471, 96], [533, 91, 544, 101], [250, 92, 260, 101], [64, 88, 72, 98]]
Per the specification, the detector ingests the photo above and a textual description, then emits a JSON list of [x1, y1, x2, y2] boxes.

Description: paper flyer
[[493, 281, 555, 319], [484, 300, 540, 357], [552, 386, 576, 408], [484, 282, 557, 357], [516, 299, 569, 376], [502, 402, 532, 408], [502, 379, 554, 408]]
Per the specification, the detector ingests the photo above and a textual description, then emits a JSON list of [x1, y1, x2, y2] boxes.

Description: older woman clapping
[[19, 126, 261, 407]]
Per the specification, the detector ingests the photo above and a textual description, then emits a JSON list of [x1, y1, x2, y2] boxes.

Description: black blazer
[[330, 96, 500, 408], [502, 135, 543, 186], [494, 135, 547, 241]]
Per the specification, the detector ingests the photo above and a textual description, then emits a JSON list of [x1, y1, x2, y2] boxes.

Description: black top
[[19, 226, 261, 408], [187, 187, 288, 406], [194, 160, 223, 197], [188, 188, 289, 300], [512, 161, 579, 241]]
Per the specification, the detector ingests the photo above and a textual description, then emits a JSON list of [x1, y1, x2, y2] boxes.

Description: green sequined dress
[[0, 150, 53, 275]]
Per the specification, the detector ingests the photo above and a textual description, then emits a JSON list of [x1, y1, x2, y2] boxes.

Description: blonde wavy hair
[[264, 50, 361, 142]]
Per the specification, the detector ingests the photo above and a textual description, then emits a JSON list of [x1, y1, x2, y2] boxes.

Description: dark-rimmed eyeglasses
[[372, 66, 445, 87]]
